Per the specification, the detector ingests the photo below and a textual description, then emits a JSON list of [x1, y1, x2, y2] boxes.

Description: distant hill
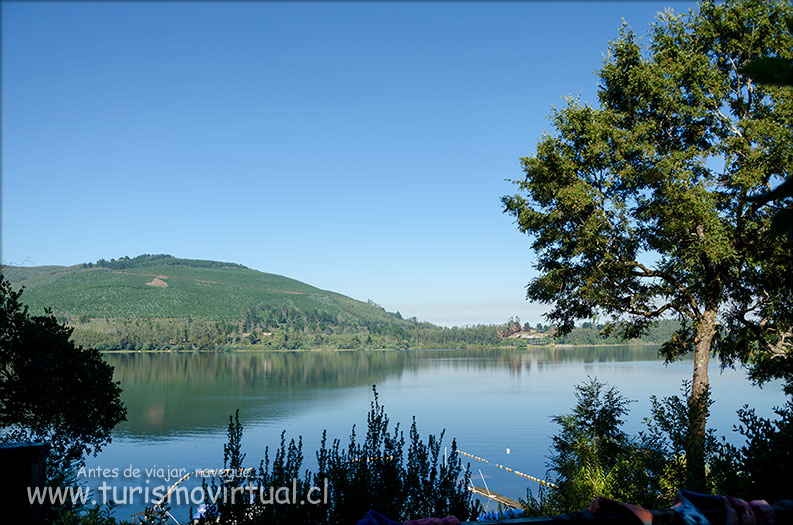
[[1, 254, 676, 352], [3, 254, 405, 324], [2, 254, 454, 350]]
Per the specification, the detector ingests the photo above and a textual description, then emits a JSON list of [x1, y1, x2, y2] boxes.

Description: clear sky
[[1, 1, 696, 326]]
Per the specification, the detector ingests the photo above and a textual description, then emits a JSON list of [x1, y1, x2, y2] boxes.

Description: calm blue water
[[85, 347, 786, 521]]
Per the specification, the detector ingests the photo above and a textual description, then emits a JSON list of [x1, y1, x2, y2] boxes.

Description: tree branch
[[769, 329, 793, 357], [707, 87, 743, 138], [623, 300, 675, 318], [736, 307, 791, 357], [626, 261, 701, 320]]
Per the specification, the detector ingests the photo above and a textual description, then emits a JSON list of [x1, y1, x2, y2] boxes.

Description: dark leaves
[[0, 274, 126, 475], [740, 57, 793, 86]]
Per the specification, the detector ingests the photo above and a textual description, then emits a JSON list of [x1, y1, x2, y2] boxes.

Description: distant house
[[507, 330, 545, 340]]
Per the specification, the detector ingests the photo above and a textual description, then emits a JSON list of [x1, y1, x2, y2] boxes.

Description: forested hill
[[2, 254, 502, 350], [3, 254, 404, 324], [2, 254, 679, 351]]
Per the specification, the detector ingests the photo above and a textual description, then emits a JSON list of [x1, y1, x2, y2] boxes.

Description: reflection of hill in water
[[107, 351, 404, 437], [106, 346, 662, 437]]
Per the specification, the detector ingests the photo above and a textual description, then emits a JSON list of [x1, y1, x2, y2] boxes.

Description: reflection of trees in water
[[107, 351, 407, 436], [527, 345, 663, 366], [106, 347, 662, 436], [109, 350, 406, 389], [407, 346, 662, 374]]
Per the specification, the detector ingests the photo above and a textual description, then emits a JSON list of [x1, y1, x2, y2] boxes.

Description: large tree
[[0, 274, 126, 474], [503, 0, 793, 490]]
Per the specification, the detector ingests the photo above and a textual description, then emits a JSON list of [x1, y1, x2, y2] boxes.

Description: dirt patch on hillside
[[111, 270, 218, 285], [146, 277, 168, 288]]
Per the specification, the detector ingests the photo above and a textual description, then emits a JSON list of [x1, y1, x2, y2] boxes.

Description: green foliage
[[525, 377, 792, 515], [195, 387, 480, 524], [710, 400, 793, 502], [641, 382, 719, 500], [503, 0, 793, 487], [741, 57, 793, 86], [526, 378, 671, 513], [524, 379, 719, 516], [0, 273, 127, 524], [6, 258, 370, 322], [641, 385, 793, 503], [4, 256, 679, 352], [557, 319, 680, 345], [92, 254, 248, 271], [503, 0, 793, 363], [0, 273, 126, 475], [4, 256, 510, 351], [740, 15, 793, 241]]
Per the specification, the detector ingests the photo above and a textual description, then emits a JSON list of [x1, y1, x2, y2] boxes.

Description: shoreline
[[99, 342, 661, 354]]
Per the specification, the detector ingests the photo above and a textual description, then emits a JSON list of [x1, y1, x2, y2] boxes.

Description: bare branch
[[715, 106, 743, 137], [728, 55, 743, 96], [626, 261, 701, 319], [736, 308, 792, 356], [624, 301, 675, 318], [736, 310, 765, 337], [707, 87, 743, 138], [768, 329, 793, 357], [741, 293, 770, 317]]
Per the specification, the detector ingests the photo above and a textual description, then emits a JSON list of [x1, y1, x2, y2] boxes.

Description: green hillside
[[4, 254, 402, 323], [2, 254, 453, 351], [1, 254, 675, 352]]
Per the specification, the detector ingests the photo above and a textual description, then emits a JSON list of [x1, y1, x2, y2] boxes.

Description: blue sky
[[1, 1, 695, 326]]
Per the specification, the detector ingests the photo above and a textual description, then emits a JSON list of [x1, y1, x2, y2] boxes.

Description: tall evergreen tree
[[503, 0, 793, 489]]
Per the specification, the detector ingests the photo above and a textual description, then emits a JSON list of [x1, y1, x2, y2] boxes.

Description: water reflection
[[93, 346, 786, 521], [106, 346, 664, 437]]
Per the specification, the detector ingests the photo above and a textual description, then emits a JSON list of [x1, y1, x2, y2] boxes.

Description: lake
[[86, 346, 786, 521]]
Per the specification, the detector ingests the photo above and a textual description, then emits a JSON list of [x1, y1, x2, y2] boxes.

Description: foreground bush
[[192, 386, 480, 525], [522, 378, 793, 516]]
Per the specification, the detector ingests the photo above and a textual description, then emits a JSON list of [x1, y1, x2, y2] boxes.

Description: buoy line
[[456, 449, 558, 489]]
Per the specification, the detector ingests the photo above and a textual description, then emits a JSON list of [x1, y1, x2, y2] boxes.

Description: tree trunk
[[686, 307, 717, 491]]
